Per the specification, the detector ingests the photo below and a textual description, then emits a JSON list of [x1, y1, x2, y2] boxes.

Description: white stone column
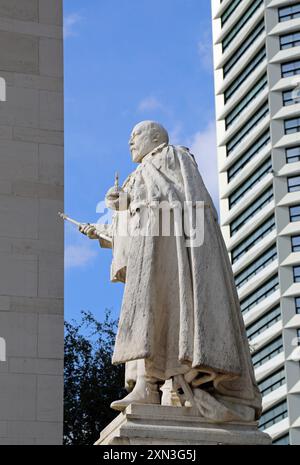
[[0, 0, 64, 445]]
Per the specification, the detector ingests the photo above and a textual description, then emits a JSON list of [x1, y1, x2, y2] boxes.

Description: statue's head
[[129, 121, 169, 163]]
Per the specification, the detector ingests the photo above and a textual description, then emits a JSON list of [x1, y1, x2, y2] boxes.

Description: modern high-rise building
[[211, 0, 300, 445]]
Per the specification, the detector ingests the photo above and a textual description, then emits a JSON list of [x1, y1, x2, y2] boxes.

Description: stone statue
[[79, 121, 262, 423]]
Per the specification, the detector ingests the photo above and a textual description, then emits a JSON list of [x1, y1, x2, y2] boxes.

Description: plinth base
[[95, 404, 271, 445]]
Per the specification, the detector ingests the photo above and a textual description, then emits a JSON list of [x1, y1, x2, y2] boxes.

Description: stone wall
[[0, 0, 64, 445]]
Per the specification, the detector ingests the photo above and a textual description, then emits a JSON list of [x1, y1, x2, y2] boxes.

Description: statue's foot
[[110, 378, 160, 412]]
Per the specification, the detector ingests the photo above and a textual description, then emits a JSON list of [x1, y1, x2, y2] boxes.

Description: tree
[[64, 309, 126, 445]]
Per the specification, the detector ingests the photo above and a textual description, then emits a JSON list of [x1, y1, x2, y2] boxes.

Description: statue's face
[[129, 121, 169, 163], [129, 126, 153, 163]]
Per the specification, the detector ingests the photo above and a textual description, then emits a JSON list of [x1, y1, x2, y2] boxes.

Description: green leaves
[[64, 309, 126, 445]]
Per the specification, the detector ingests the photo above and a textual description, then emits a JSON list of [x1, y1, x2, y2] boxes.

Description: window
[[230, 186, 273, 236], [240, 274, 279, 314], [297, 328, 300, 344], [259, 400, 288, 431], [295, 296, 300, 313], [293, 266, 300, 282], [222, 0, 263, 51], [278, 3, 300, 22], [224, 47, 266, 103], [281, 60, 300, 78], [223, 19, 265, 78], [286, 146, 300, 163], [252, 337, 283, 368], [283, 89, 300, 106], [229, 157, 272, 209], [231, 215, 276, 264], [273, 434, 289, 445], [221, 0, 242, 26], [290, 205, 300, 221], [251, 335, 283, 367], [292, 235, 300, 252], [235, 244, 277, 289], [288, 175, 300, 192], [246, 306, 281, 341], [226, 101, 269, 156], [280, 31, 300, 49], [258, 367, 285, 396], [284, 117, 300, 134], [227, 130, 270, 182], [226, 74, 268, 128]]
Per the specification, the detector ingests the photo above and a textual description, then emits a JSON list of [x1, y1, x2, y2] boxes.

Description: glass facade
[[293, 265, 300, 282], [221, 0, 242, 26], [225, 73, 268, 128], [230, 186, 273, 236], [273, 434, 289, 445], [288, 175, 300, 192], [226, 101, 269, 156], [224, 46, 266, 103], [258, 366, 286, 396], [295, 296, 300, 313], [282, 89, 300, 106], [284, 117, 300, 134], [222, 0, 263, 51], [290, 205, 300, 222], [259, 400, 288, 431], [229, 156, 272, 209], [227, 130, 270, 182], [252, 335, 283, 367], [280, 31, 300, 49], [281, 60, 300, 78], [240, 274, 279, 314], [246, 305, 281, 340], [223, 19, 265, 77], [291, 235, 300, 252], [278, 3, 300, 22], [286, 146, 300, 163], [231, 215, 276, 264], [235, 244, 277, 289]]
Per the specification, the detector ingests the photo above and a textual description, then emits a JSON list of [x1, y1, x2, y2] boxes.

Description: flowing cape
[[111, 145, 262, 416]]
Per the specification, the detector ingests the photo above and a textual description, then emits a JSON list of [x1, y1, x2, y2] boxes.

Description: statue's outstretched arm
[[78, 222, 113, 249], [94, 223, 113, 249]]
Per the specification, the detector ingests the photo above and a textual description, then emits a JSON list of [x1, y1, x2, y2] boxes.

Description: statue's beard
[[131, 146, 148, 163], [131, 148, 143, 163]]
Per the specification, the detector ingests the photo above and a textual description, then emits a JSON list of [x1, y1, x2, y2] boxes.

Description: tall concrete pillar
[[0, 0, 64, 445]]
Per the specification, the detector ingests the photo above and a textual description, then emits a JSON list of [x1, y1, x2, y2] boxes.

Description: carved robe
[[98, 144, 262, 420]]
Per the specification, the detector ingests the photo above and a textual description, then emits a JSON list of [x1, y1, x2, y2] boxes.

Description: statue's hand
[[79, 223, 98, 239], [105, 186, 130, 211]]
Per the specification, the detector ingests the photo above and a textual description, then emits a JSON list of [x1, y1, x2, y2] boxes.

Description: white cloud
[[64, 221, 98, 270], [64, 13, 83, 39], [65, 242, 98, 269], [169, 123, 182, 145], [188, 121, 220, 211], [138, 96, 165, 113], [197, 30, 213, 73]]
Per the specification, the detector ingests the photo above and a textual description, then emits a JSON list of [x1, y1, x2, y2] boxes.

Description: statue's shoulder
[[169, 144, 192, 156], [170, 145, 198, 167], [122, 165, 142, 190], [177, 145, 190, 152]]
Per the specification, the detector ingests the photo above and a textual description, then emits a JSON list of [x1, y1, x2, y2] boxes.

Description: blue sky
[[64, 0, 218, 323]]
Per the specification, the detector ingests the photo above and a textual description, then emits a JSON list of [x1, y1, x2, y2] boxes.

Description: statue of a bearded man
[[80, 121, 262, 423]]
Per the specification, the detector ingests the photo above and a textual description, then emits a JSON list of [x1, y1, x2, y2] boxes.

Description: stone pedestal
[[95, 404, 272, 445]]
